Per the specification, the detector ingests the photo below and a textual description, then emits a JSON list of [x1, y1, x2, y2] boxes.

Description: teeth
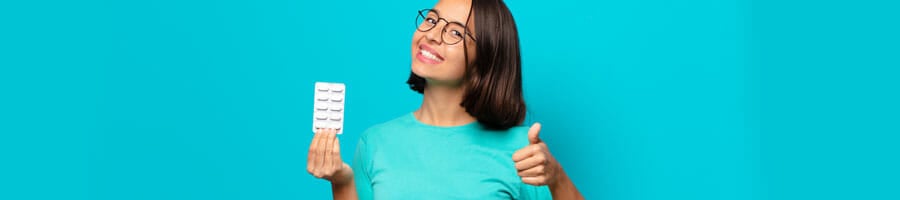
[[420, 49, 443, 62]]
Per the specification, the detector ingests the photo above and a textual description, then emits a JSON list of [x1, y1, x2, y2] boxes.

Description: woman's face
[[411, 0, 477, 87]]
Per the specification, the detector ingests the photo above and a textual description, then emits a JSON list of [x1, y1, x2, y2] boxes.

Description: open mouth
[[417, 44, 444, 64]]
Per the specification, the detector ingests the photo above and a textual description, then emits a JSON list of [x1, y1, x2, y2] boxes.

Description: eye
[[445, 30, 464, 42], [450, 30, 464, 39], [426, 17, 437, 24]]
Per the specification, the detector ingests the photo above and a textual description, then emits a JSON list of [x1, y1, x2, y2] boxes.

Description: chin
[[410, 64, 428, 78]]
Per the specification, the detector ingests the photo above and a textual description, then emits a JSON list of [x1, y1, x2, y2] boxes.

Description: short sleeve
[[351, 135, 374, 200], [519, 184, 552, 200]]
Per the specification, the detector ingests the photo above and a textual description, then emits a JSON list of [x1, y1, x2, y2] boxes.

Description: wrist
[[330, 165, 354, 186], [549, 163, 568, 189], [331, 176, 353, 187], [331, 177, 354, 188]]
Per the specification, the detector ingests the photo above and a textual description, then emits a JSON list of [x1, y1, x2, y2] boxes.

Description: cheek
[[445, 47, 469, 75], [452, 42, 478, 75], [410, 33, 421, 51]]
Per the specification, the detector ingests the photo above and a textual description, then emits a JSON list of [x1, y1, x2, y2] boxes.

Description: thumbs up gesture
[[512, 123, 561, 186]]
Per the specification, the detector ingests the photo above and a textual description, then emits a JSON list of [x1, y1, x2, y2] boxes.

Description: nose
[[423, 20, 446, 45]]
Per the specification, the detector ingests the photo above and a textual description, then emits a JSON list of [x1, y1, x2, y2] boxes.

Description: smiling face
[[411, 0, 476, 87]]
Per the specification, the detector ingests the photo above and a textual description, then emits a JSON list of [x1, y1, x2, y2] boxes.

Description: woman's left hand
[[512, 123, 560, 186]]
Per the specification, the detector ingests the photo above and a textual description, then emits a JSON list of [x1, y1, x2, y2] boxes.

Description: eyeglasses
[[415, 9, 476, 45]]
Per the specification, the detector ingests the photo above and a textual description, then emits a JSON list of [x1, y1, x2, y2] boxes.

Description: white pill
[[330, 85, 344, 92], [329, 114, 342, 121], [316, 83, 329, 92], [316, 95, 329, 101], [330, 95, 343, 102]]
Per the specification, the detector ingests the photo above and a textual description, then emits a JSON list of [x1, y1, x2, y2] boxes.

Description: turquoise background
[[1, 0, 897, 199]]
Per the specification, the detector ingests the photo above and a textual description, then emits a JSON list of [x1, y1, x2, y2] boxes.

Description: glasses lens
[[443, 23, 467, 44], [416, 10, 437, 32]]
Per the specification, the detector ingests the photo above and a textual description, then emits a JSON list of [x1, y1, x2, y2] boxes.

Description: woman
[[307, 0, 584, 199]]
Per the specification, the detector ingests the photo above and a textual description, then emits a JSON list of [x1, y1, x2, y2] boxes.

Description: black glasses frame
[[416, 9, 477, 45]]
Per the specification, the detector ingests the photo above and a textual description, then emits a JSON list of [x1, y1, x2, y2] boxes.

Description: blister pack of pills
[[312, 82, 345, 134]]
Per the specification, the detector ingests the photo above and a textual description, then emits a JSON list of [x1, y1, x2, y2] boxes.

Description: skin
[[307, 0, 583, 199], [307, 128, 356, 200], [412, 0, 479, 127], [513, 123, 585, 200]]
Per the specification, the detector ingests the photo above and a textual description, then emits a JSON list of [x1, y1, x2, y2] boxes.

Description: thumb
[[528, 122, 542, 144]]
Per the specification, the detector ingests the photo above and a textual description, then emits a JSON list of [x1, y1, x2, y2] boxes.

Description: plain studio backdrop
[[1, 0, 897, 199]]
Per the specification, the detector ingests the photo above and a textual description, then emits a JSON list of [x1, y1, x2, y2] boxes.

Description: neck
[[414, 84, 476, 126]]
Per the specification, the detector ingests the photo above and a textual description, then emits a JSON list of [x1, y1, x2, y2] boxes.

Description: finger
[[514, 154, 546, 170], [332, 131, 342, 168], [323, 129, 336, 173], [522, 176, 548, 186], [517, 165, 544, 177], [522, 176, 547, 186], [528, 123, 542, 144], [308, 129, 324, 171], [512, 145, 536, 162], [315, 129, 330, 169]]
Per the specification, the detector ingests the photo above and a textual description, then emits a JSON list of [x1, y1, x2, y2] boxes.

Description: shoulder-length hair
[[407, 0, 525, 130]]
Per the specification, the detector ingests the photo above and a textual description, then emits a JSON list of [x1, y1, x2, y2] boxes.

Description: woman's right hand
[[307, 128, 353, 185]]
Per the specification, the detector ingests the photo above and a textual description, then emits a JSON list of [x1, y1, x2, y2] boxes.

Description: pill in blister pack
[[312, 82, 345, 134]]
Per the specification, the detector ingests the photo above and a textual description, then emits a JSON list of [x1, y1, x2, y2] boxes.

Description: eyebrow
[[428, 8, 467, 26]]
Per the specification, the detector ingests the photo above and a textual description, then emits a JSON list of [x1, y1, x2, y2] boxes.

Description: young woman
[[306, 0, 584, 199]]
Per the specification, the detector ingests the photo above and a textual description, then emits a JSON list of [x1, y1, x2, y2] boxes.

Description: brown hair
[[407, 0, 525, 130]]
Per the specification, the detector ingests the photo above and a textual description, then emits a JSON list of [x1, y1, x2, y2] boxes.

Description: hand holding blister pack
[[313, 82, 345, 134]]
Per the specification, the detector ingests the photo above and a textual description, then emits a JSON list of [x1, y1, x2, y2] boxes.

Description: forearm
[[331, 178, 358, 200], [549, 166, 584, 200]]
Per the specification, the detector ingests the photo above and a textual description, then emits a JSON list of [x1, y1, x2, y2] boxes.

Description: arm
[[329, 164, 357, 200], [548, 165, 583, 200], [308, 128, 358, 200]]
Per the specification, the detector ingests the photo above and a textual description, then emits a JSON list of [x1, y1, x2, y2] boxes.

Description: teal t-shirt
[[351, 113, 552, 199]]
